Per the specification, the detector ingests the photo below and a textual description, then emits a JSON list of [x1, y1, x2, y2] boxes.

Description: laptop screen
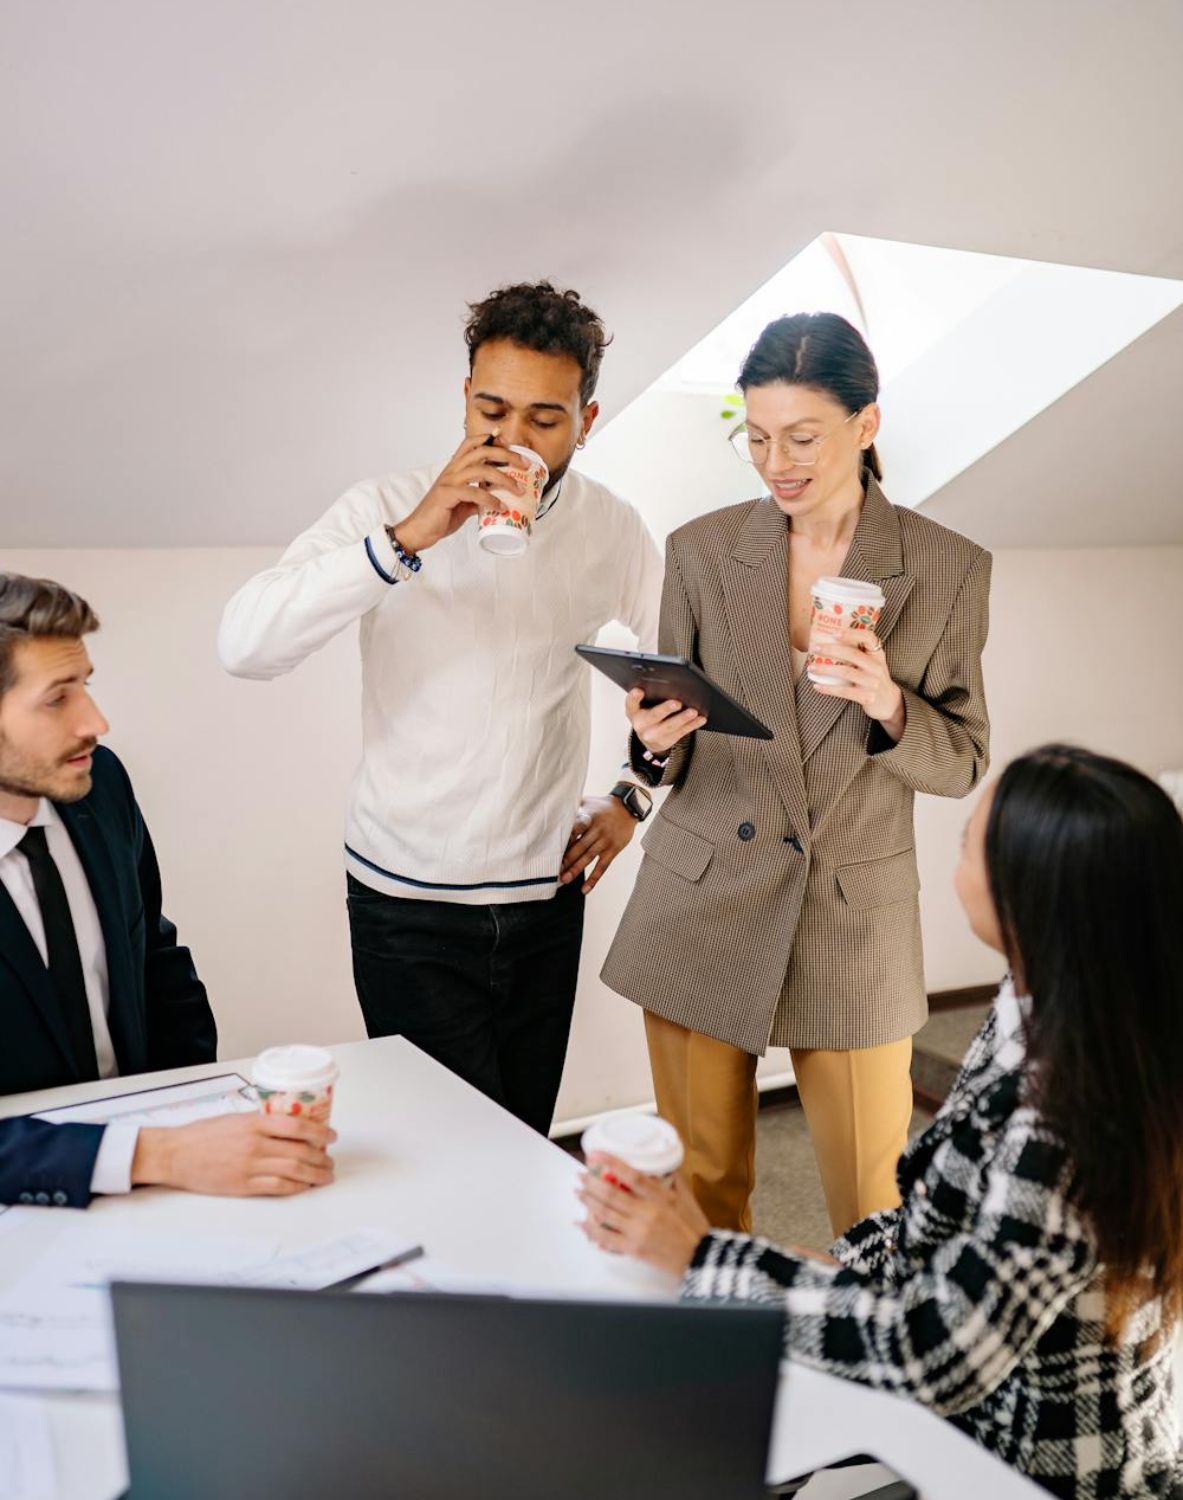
[[112, 1282, 784, 1500]]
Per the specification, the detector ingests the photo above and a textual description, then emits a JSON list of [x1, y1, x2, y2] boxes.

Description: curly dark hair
[[464, 281, 611, 406]]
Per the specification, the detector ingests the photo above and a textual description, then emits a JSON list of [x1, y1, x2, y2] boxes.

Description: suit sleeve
[[829, 1207, 905, 1282], [681, 1113, 1096, 1418], [867, 549, 992, 798], [0, 1117, 105, 1207], [628, 535, 699, 791], [126, 780, 218, 1070]]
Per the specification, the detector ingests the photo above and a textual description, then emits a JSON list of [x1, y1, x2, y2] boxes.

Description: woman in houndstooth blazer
[[582, 746, 1183, 1499], [602, 313, 991, 1237]]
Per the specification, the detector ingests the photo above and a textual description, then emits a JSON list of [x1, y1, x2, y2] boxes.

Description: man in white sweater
[[218, 282, 662, 1133]]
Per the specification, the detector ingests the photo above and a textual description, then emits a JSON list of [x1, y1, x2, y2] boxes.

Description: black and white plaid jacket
[[683, 984, 1182, 1499]]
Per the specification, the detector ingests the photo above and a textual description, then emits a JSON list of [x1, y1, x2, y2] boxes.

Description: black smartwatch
[[610, 780, 653, 822]]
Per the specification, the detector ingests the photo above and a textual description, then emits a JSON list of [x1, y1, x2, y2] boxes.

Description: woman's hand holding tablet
[[574, 646, 773, 741], [625, 688, 706, 755]]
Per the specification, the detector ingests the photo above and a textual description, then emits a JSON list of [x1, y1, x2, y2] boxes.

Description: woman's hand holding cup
[[811, 624, 906, 737], [625, 688, 707, 755], [576, 1151, 709, 1278]]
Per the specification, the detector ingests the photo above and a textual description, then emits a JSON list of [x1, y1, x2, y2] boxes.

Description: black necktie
[[19, 825, 100, 1081]]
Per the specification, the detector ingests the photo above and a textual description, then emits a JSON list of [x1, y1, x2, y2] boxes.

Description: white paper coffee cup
[[251, 1044, 339, 1124], [581, 1114, 684, 1188], [806, 575, 886, 686], [477, 445, 549, 557]]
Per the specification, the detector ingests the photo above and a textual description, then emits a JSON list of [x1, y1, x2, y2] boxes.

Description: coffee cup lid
[[252, 1044, 338, 1091], [581, 1114, 684, 1175], [506, 445, 549, 478], [812, 575, 886, 606]]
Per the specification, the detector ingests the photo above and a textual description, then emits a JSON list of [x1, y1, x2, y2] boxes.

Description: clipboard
[[575, 645, 773, 740]]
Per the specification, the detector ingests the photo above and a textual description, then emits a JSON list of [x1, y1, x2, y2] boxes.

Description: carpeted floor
[[915, 1004, 989, 1066], [752, 1099, 934, 1252], [751, 1004, 988, 1251]]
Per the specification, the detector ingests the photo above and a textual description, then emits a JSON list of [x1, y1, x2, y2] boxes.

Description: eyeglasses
[[729, 407, 864, 467]]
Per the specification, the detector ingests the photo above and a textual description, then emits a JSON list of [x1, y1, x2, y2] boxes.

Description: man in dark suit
[[0, 572, 335, 1206]]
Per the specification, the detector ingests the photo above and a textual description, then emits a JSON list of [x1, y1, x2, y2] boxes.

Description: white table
[[0, 1039, 1041, 1499]]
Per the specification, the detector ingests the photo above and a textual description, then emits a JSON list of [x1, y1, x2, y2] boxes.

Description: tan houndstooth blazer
[[601, 477, 991, 1054]]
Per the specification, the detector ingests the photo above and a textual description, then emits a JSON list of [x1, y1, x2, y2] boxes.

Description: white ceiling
[[2, 0, 1182, 548]]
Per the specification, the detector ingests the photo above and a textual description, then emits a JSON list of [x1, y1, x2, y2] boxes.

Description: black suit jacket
[[0, 745, 217, 1098], [0, 1116, 105, 1206]]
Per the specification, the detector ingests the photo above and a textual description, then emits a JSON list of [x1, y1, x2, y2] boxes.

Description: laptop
[[111, 1281, 785, 1500]]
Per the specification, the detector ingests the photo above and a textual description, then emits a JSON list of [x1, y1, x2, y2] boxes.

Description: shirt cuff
[[89, 1123, 140, 1195], [363, 527, 402, 586]]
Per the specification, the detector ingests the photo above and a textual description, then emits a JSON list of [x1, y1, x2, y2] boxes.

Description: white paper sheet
[[216, 1229, 420, 1291], [0, 1394, 55, 1500], [0, 1224, 417, 1393], [33, 1073, 254, 1128], [356, 1256, 515, 1296]]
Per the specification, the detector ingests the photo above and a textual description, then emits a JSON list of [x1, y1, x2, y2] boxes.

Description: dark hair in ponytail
[[737, 312, 883, 481], [986, 744, 1183, 1337]]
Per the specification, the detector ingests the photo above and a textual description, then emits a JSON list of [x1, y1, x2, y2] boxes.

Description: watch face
[[613, 782, 650, 819]]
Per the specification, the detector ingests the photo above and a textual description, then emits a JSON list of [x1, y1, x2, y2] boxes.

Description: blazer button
[[34, 1192, 50, 1205], [18, 1192, 32, 1204], [737, 822, 756, 842], [52, 1190, 69, 1207]]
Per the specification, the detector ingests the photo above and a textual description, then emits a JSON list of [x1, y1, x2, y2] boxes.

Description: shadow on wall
[[2, 97, 766, 549]]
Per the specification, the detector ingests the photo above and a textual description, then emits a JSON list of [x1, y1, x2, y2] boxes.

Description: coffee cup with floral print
[[477, 445, 549, 557], [807, 576, 886, 686], [251, 1044, 339, 1123]]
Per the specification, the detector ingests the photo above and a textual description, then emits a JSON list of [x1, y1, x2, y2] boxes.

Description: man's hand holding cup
[[131, 1112, 336, 1198], [391, 432, 525, 557]]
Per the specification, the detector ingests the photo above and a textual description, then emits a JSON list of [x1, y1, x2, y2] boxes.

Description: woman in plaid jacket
[[580, 745, 1183, 1498]]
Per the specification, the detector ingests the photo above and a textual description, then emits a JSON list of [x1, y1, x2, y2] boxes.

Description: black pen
[[331, 1243, 425, 1291]]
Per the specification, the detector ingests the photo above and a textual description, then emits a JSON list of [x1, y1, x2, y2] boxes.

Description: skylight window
[[650, 233, 1183, 508]]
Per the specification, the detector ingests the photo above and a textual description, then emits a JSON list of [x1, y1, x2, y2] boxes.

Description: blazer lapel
[[795, 476, 916, 764], [57, 800, 144, 1073], [720, 500, 810, 840], [0, 878, 78, 1076]]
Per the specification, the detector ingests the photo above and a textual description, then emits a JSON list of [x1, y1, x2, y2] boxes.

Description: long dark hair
[[737, 312, 883, 481], [986, 744, 1183, 1332]]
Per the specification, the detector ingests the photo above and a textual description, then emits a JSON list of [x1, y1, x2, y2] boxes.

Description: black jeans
[[346, 875, 585, 1134]]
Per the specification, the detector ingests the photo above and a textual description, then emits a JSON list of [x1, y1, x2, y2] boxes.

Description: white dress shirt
[[0, 801, 138, 1193]]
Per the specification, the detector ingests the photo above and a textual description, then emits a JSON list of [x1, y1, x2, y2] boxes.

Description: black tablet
[[575, 645, 773, 740]]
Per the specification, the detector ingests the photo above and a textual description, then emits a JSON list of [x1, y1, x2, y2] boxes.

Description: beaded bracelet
[[392, 537, 422, 576]]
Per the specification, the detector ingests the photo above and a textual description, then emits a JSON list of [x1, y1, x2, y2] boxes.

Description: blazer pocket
[[835, 848, 920, 910], [641, 817, 715, 883]]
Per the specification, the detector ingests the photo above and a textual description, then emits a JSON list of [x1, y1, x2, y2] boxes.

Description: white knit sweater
[[218, 466, 662, 904]]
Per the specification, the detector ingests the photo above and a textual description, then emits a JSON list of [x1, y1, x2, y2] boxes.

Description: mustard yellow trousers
[[644, 1010, 913, 1237]]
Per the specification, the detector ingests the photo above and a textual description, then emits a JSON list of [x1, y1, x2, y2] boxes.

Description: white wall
[[917, 546, 1183, 990], [3, 547, 365, 1060], [4, 544, 1182, 1127]]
